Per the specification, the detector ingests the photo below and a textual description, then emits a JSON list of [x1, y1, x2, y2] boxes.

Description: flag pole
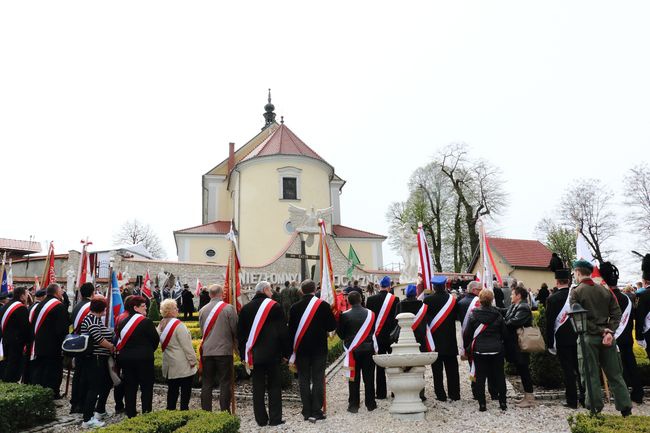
[[229, 239, 237, 415]]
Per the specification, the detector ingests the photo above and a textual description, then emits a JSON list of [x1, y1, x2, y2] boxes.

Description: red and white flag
[[7, 259, 13, 293], [141, 270, 152, 298], [576, 232, 601, 278], [479, 220, 502, 289], [318, 219, 337, 314], [195, 278, 204, 297], [417, 222, 433, 298], [41, 242, 56, 288], [224, 225, 242, 312]]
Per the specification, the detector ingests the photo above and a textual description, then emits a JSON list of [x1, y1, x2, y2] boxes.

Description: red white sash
[[160, 318, 182, 352], [73, 302, 91, 334], [289, 296, 322, 366], [375, 292, 397, 336], [461, 296, 480, 334], [30, 298, 62, 360], [29, 304, 39, 324], [468, 323, 488, 381], [244, 298, 277, 368], [412, 304, 428, 330], [199, 300, 227, 368], [614, 296, 632, 343], [344, 309, 377, 381], [0, 302, 26, 359], [548, 287, 573, 353], [426, 294, 457, 352], [116, 313, 145, 352]]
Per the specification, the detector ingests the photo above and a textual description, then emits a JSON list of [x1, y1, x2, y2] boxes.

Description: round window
[[205, 249, 216, 258], [285, 220, 295, 233]]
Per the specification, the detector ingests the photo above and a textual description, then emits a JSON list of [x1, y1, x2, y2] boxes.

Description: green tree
[[535, 217, 576, 266], [147, 298, 161, 322]]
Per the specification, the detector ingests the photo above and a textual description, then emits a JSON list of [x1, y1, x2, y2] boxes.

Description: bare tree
[[558, 179, 616, 264], [535, 217, 576, 266], [624, 165, 650, 249], [113, 219, 166, 258]]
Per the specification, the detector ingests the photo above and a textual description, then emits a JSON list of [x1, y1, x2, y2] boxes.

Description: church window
[[282, 177, 298, 200], [205, 249, 216, 258]]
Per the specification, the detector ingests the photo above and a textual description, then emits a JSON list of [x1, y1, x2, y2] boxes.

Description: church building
[[173, 94, 387, 281]]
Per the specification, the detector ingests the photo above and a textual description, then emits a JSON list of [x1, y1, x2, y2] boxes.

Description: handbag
[[516, 326, 546, 353], [61, 333, 93, 357], [108, 356, 122, 386]]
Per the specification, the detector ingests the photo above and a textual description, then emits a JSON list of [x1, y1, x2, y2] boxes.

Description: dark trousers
[[474, 353, 507, 406], [82, 356, 112, 422], [183, 311, 193, 319], [618, 343, 644, 402], [31, 355, 63, 396], [297, 353, 326, 418], [514, 352, 534, 393], [120, 359, 154, 418], [201, 355, 233, 412], [252, 362, 282, 426], [70, 355, 87, 410], [348, 350, 376, 410], [2, 345, 25, 382], [167, 375, 193, 410], [431, 354, 460, 401], [375, 344, 390, 399], [114, 382, 125, 411], [557, 345, 584, 406]]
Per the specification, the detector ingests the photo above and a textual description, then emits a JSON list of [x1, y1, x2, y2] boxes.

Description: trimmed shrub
[[148, 298, 162, 322], [568, 413, 650, 433], [0, 382, 56, 433], [100, 410, 238, 433], [529, 305, 565, 388]]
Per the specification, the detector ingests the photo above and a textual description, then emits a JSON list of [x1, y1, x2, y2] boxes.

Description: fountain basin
[[373, 352, 437, 368]]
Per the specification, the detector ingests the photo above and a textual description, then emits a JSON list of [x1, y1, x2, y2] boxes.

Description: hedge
[[99, 410, 239, 433], [0, 382, 56, 433], [568, 413, 650, 433]]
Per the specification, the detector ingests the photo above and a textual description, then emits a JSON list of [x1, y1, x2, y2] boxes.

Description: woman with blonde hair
[[158, 298, 198, 410]]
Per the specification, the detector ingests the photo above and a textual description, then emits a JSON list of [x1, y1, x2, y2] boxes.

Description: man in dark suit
[[288, 279, 337, 422], [365, 276, 399, 399], [0, 287, 30, 382], [337, 291, 377, 413], [31, 283, 70, 398], [69, 282, 94, 413], [424, 276, 460, 401], [545, 268, 584, 409], [238, 281, 290, 427]]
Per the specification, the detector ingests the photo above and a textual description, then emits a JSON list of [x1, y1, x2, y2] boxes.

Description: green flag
[[347, 244, 361, 278]]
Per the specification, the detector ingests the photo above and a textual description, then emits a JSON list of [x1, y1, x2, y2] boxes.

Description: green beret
[[572, 259, 594, 273]]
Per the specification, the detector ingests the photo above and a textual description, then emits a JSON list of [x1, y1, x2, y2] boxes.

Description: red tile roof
[[243, 124, 326, 163], [332, 224, 386, 239], [488, 237, 552, 269], [0, 238, 42, 255], [174, 221, 232, 235]]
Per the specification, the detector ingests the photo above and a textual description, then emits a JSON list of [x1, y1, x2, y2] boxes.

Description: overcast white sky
[[1, 1, 648, 282]]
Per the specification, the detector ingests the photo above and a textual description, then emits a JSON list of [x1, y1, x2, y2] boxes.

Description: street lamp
[[567, 303, 595, 414]]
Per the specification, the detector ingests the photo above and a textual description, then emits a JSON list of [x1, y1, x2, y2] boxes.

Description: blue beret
[[380, 276, 391, 288], [431, 275, 448, 286], [406, 284, 417, 297]]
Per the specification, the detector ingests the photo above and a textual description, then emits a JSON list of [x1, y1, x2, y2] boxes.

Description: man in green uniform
[[569, 259, 632, 416]]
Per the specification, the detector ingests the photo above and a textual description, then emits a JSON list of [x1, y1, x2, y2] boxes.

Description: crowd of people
[[1, 254, 649, 429]]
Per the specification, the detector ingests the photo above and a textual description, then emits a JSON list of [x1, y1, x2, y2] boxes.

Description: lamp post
[[567, 302, 595, 415]]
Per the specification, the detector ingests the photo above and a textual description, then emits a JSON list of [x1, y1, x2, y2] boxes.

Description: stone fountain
[[373, 312, 437, 420]]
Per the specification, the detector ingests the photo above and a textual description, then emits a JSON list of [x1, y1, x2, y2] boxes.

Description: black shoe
[[347, 406, 359, 414], [313, 414, 326, 421], [621, 408, 632, 417], [500, 402, 507, 411], [479, 404, 487, 412], [633, 397, 644, 405], [269, 420, 285, 426], [308, 417, 317, 423], [115, 407, 125, 414], [257, 421, 268, 427], [304, 416, 310, 421], [563, 402, 578, 409], [436, 396, 447, 402], [367, 404, 377, 412]]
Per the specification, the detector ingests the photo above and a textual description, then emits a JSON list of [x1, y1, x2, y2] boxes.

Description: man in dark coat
[[600, 262, 643, 404], [537, 283, 550, 307], [636, 253, 650, 359], [424, 276, 460, 401], [30, 283, 70, 397], [366, 276, 399, 399], [69, 282, 95, 413], [0, 287, 30, 382], [288, 279, 337, 422], [238, 281, 290, 427], [336, 291, 377, 413], [545, 268, 584, 408], [198, 288, 210, 310], [180, 285, 194, 319]]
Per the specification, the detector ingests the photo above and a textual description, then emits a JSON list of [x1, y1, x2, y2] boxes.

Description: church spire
[[262, 88, 276, 130]]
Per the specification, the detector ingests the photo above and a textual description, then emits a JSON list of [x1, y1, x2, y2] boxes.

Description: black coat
[[288, 294, 337, 358], [494, 287, 506, 309], [398, 297, 426, 352], [31, 296, 69, 357], [463, 306, 507, 354], [115, 313, 159, 362], [238, 293, 290, 365], [0, 301, 30, 350], [612, 288, 634, 346], [504, 301, 533, 363], [457, 292, 477, 323], [70, 298, 91, 333], [336, 304, 375, 354], [635, 288, 650, 342], [199, 291, 211, 310], [181, 289, 194, 313], [537, 286, 550, 307], [423, 290, 458, 356], [545, 287, 578, 348], [366, 290, 400, 350]]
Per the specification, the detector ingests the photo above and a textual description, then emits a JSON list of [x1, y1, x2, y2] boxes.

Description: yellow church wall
[[334, 239, 381, 270], [236, 156, 333, 266], [215, 182, 233, 221], [470, 250, 512, 282], [470, 251, 554, 293], [185, 236, 230, 264]]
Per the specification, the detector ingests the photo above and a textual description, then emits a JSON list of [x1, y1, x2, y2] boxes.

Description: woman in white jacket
[[158, 299, 198, 410]]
